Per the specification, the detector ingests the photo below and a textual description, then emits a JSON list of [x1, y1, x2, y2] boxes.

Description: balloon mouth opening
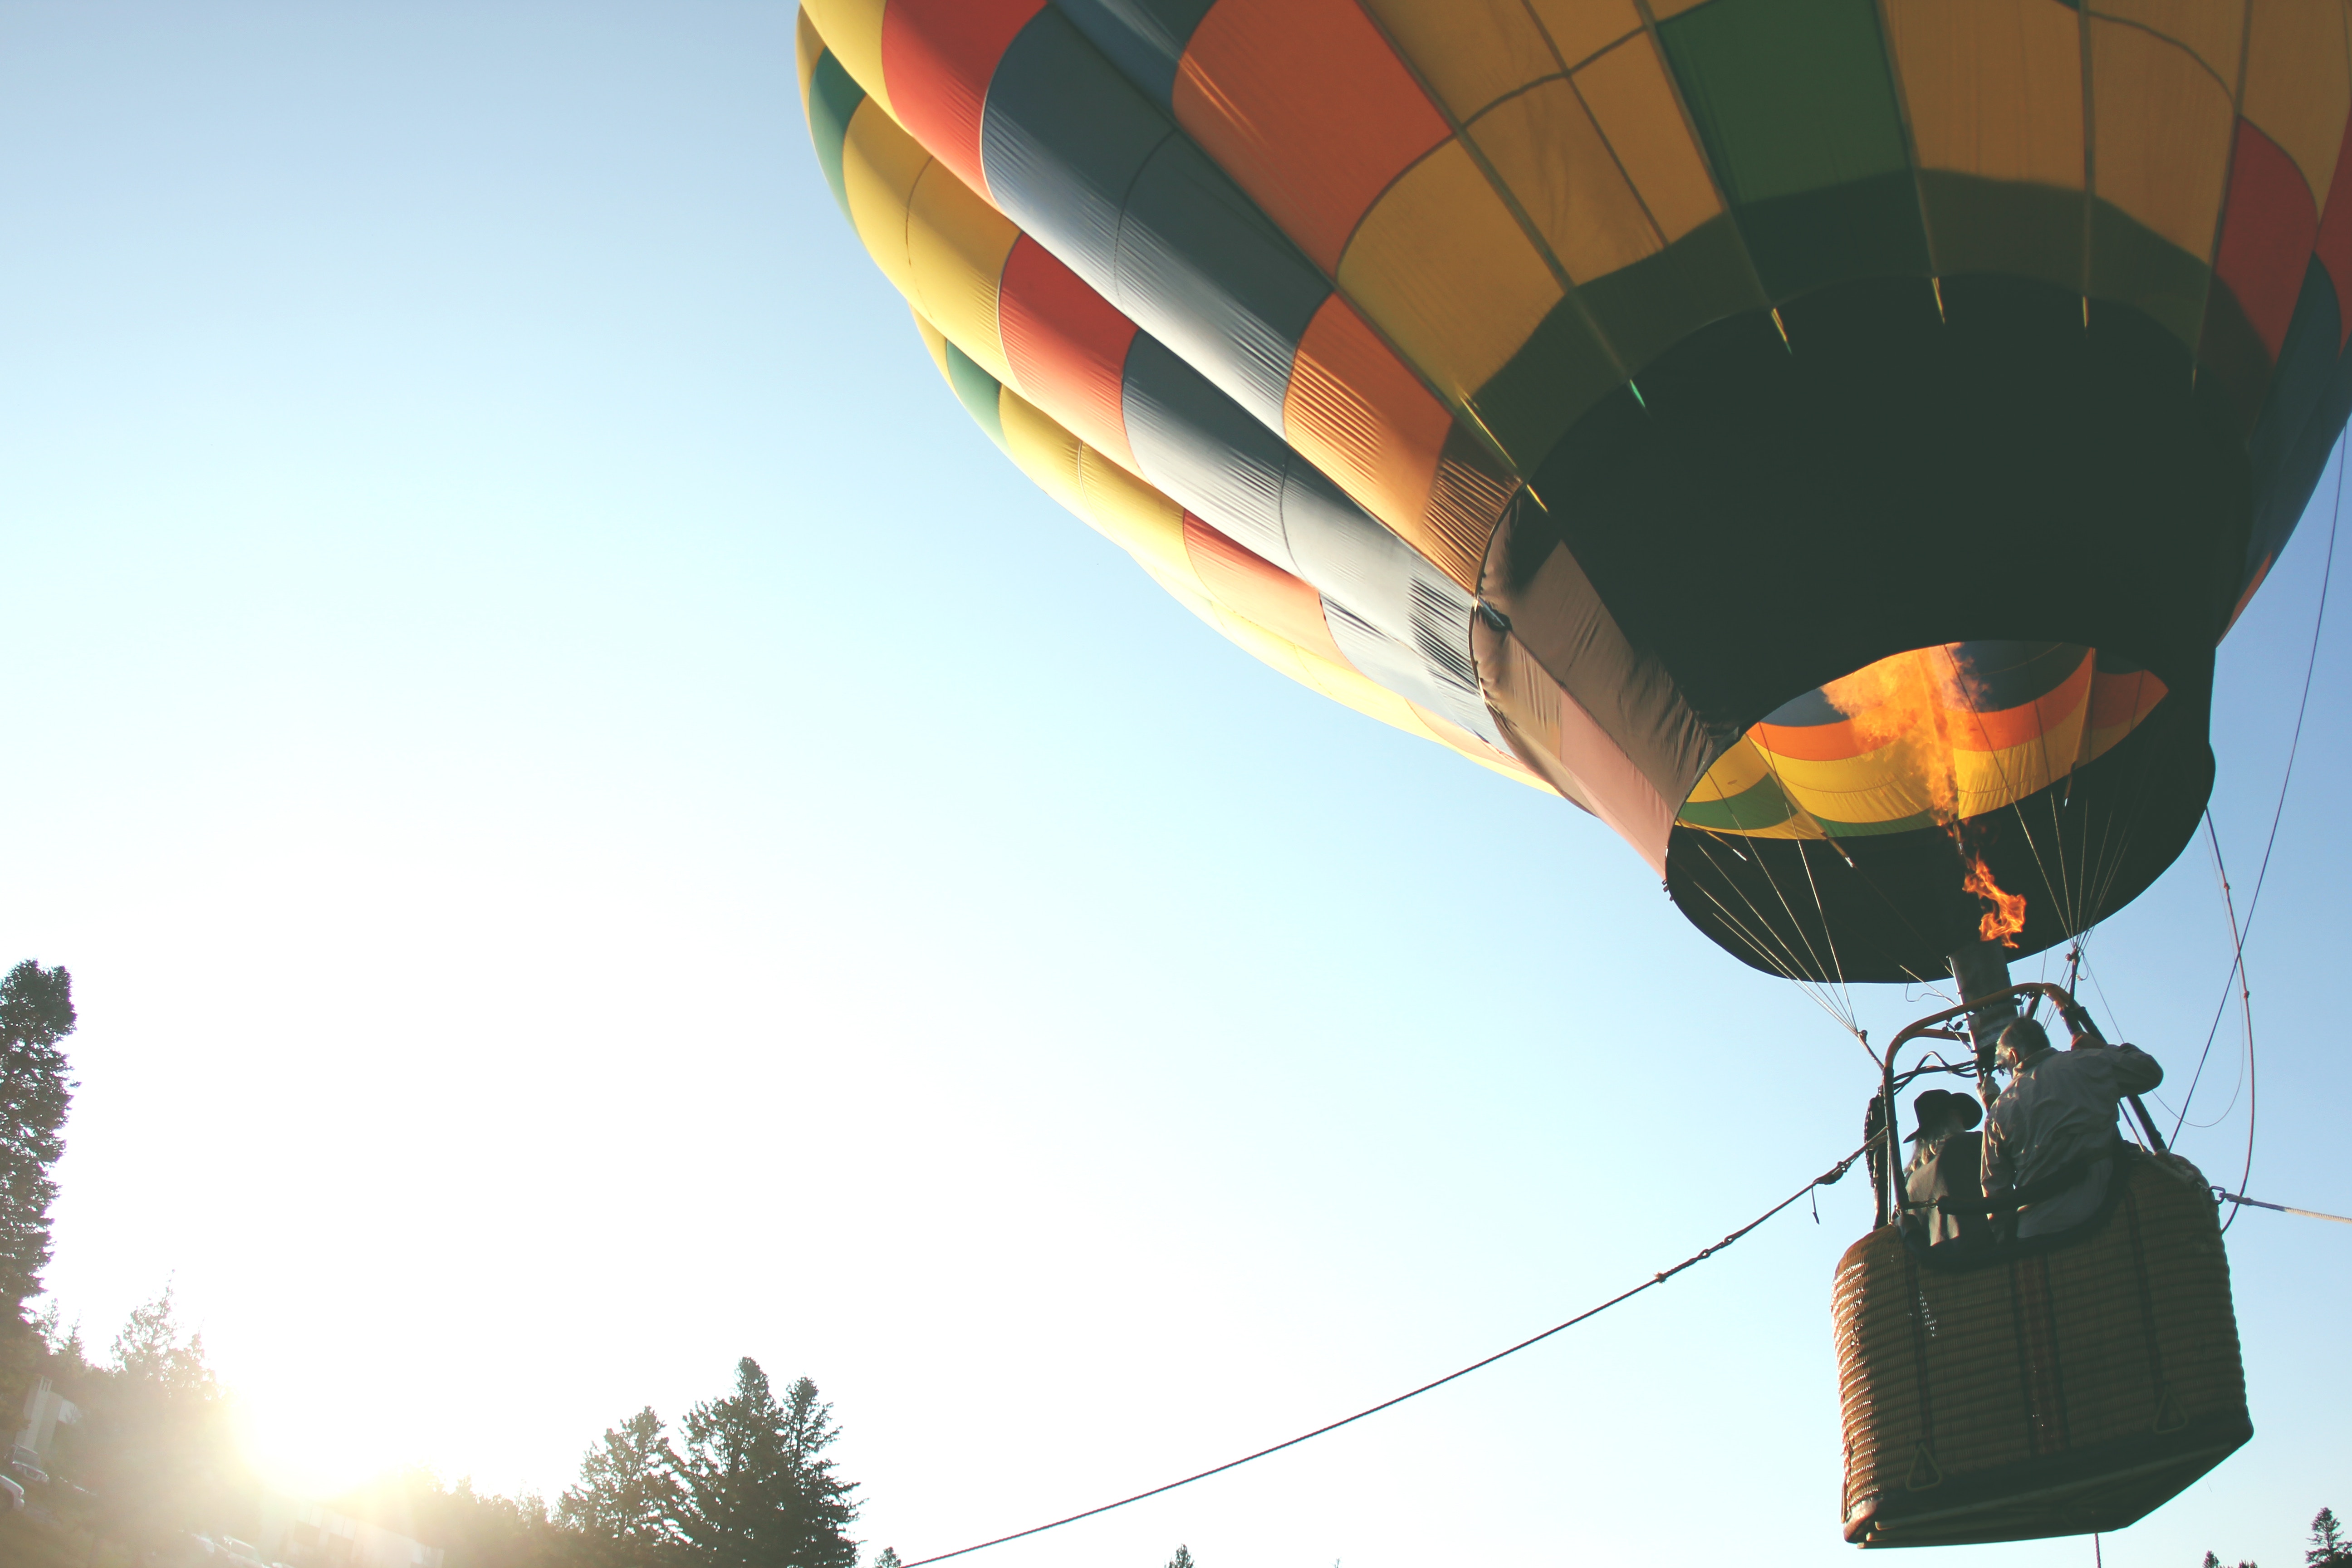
[[1674, 640, 2169, 844]]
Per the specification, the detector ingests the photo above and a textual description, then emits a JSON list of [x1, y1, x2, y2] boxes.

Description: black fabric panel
[[1580, 215, 1768, 379], [1917, 171, 2084, 295], [1048, 0, 1213, 110], [2244, 258, 2352, 587], [2088, 200, 2211, 353], [1469, 295, 1622, 473], [1665, 688, 2215, 981], [1732, 171, 1933, 300], [1511, 273, 2246, 736]]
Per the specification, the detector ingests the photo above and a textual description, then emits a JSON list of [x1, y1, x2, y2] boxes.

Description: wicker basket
[[1833, 1153, 2250, 1547]]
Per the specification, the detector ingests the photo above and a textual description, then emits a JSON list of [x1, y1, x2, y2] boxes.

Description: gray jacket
[[1984, 1043, 2163, 1238]]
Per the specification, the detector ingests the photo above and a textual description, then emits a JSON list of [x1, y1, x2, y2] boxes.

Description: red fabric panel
[[2213, 120, 2320, 362], [1181, 514, 1348, 665], [998, 235, 1141, 468], [1171, 0, 1450, 273], [2311, 114, 2352, 349], [879, 0, 1043, 199]]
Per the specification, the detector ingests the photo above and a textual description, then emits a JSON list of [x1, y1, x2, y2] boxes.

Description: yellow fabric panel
[[1883, 0, 2085, 188], [796, 9, 823, 112], [1469, 78, 1663, 279], [998, 386, 1090, 515], [2091, 0, 2245, 90], [1687, 733, 1775, 799], [1524, 0, 1645, 70], [1752, 716, 2087, 826], [2243, 0, 2352, 208], [840, 98, 926, 301], [906, 162, 1019, 385], [1076, 445, 1194, 581], [799, 0, 894, 117], [911, 308, 952, 377], [1336, 141, 1566, 400], [1356, 0, 1560, 121], [1574, 34, 1723, 244], [2088, 20, 2236, 256]]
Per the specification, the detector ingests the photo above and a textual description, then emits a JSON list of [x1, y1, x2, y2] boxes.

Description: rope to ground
[[2212, 1190, 2352, 1225], [900, 1140, 1878, 1567]]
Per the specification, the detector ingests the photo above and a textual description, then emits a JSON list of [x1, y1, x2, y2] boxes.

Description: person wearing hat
[[1982, 1016, 2165, 1239], [1903, 1088, 1988, 1247]]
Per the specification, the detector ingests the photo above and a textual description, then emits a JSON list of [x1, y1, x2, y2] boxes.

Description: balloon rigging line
[[896, 1140, 1880, 1568], [2211, 1189, 2352, 1225], [2169, 429, 2341, 1152]]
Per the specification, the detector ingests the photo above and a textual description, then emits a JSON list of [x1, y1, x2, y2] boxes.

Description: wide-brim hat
[[1906, 1088, 1957, 1140]]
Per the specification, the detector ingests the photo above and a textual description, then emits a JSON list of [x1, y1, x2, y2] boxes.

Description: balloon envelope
[[799, 0, 2352, 983]]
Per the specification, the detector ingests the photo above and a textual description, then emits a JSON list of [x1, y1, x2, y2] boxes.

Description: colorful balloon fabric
[[798, 0, 2352, 984]]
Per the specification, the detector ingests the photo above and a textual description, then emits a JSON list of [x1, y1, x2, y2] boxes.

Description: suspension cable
[[898, 1140, 1879, 1567]]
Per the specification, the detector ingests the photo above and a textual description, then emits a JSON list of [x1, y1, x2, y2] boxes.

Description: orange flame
[[1824, 647, 2029, 945], [1964, 852, 2027, 948], [1820, 647, 1982, 826]]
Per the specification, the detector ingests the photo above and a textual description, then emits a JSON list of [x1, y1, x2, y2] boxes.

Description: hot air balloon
[[794, 0, 2349, 1545]]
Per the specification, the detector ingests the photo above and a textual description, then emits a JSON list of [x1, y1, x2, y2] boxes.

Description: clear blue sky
[[0, 5, 2344, 1566]]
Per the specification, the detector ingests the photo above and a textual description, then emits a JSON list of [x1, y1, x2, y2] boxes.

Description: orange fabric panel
[[1181, 514, 1351, 665], [1282, 295, 1453, 555], [1950, 652, 2094, 752], [1172, 0, 1452, 273], [1751, 717, 1875, 763], [2087, 666, 2170, 730]]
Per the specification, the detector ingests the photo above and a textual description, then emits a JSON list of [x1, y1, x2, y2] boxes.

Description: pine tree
[[0, 960, 76, 1325], [559, 1407, 684, 1563], [868, 1552, 901, 1568], [1166, 1548, 1196, 1568], [668, 1359, 860, 1568], [2205, 1553, 2258, 1568], [2310, 1507, 2352, 1568]]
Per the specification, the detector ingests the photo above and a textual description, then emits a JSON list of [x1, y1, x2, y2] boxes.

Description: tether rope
[[2168, 431, 2342, 1192], [898, 1140, 1878, 1567]]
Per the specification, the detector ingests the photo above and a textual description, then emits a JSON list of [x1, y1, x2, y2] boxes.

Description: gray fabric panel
[[1279, 462, 1480, 690], [981, 9, 1173, 305], [1322, 599, 1509, 750], [1114, 136, 1328, 433], [1121, 334, 1298, 573]]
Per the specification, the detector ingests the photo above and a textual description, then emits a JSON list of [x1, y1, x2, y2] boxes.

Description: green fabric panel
[[1676, 770, 1799, 832], [1581, 216, 1769, 377], [2089, 201, 2211, 353], [806, 49, 866, 222], [1918, 171, 2084, 292], [1466, 298, 1622, 472], [1660, 0, 1910, 207], [1734, 172, 1931, 298], [943, 339, 1009, 448]]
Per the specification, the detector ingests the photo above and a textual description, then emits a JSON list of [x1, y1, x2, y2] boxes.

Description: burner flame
[[1963, 851, 2027, 948]]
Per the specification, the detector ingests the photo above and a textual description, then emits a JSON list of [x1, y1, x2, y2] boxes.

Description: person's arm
[[2110, 1043, 2163, 1094], [1981, 1112, 2013, 1200]]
